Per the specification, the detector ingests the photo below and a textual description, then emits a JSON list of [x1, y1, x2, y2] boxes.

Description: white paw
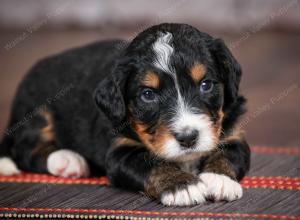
[[0, 157, 21, 176], [199, 172, 243, 201], [47, 149, 89, 178], [161, 181, 206, 206]]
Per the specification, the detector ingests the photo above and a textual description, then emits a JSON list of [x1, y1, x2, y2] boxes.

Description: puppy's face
[[126, 32, 224, 161], [95, 24, 242, 162]]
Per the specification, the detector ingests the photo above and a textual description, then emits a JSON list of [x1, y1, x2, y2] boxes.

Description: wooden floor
[[0, 29, 299, 146]]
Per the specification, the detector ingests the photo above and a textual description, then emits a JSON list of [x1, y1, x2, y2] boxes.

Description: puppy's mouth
[[163, 143, 214, 162], [158, 112, 219, 161], [161, 130, 217, 161]]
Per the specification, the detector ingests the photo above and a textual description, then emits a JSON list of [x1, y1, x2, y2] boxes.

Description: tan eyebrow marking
[[190, 63, 206, 82], [142, 71, 160, 89]]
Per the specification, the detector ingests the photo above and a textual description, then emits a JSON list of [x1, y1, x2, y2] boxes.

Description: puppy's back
[[9, 40, 125, 125]]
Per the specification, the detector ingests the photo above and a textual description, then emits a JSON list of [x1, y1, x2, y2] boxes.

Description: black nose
[[174, 129, 198, 148]]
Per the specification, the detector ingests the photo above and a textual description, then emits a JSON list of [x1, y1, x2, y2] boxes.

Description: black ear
[[94, 68, 127, 126], [210, 39, 242, 109]]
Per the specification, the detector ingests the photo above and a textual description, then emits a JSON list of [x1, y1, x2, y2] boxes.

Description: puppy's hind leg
[[47, 149, 89, 178], [9, 110, 59, 174], [41, 109, 89, 178], [4, 109, 89, 178]]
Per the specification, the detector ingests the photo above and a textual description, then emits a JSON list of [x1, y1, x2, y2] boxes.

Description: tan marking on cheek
[[142, 71, 160, 89], [132, 121, 153, 147], [152, 125, 174, 153], [132, 119, 173, 155], [222, 126, 245, 143], [215, 110, 224, 138], [190, 63, 206, 82]]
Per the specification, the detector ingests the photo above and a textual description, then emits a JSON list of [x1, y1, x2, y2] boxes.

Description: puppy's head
[[95, 23, 244, 161]]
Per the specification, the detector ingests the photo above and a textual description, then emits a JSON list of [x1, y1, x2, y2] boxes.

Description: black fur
[[0, 23, 250, 203]]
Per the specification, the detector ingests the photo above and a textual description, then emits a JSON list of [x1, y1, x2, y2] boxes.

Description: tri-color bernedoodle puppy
[[0, 23, 250, 206]]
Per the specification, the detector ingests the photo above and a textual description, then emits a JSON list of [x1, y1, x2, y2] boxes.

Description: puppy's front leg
[[106, 137, 207, 206], [146, 164, 208, 206], [199, 139, 250, 202]]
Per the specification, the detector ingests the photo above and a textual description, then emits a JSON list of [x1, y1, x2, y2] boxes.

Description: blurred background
[[0, 0, 299, 146]]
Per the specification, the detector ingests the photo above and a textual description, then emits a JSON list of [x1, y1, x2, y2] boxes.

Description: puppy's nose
[[174, 129, 198, 148]]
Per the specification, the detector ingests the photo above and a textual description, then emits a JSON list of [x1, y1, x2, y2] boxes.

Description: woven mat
[[0, 146, 299, 220]]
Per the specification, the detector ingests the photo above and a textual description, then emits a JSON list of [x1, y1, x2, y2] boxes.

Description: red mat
[[0, 146, 299, 220]]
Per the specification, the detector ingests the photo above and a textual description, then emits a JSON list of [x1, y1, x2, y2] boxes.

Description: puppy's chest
[[179, 160, 200, 175]]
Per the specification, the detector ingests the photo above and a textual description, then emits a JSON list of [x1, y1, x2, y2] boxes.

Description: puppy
[[0, 23, 250, 206]]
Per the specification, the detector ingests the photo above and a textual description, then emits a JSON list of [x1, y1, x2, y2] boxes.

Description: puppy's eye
[[141, 89, 157, 103], [200, 80, 214, 93]]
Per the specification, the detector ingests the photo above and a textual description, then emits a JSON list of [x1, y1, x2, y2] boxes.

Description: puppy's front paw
[[47, 149, 89, 178], [199, 172, 242, 201], [161, 181, 206, 206]]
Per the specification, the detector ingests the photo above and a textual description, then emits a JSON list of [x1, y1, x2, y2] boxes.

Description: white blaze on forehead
[[152, 32, 185, 112], [153, 32, 174, 74]]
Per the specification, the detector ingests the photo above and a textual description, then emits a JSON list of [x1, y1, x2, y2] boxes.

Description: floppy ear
[[94, 68, 127, 126], [210, 39, 242, 109]]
